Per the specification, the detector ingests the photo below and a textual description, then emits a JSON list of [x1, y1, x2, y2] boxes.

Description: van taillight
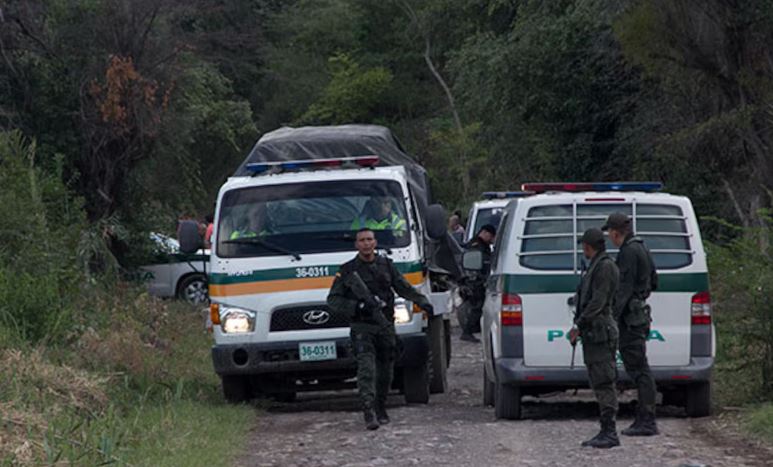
[[501, 293, 523, 326], [691, 291, 711, 325]]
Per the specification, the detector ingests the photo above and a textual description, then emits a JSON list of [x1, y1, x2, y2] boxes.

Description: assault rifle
[[346, 271, 392, 328]]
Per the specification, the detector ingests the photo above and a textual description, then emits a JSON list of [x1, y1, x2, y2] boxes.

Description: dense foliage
[[2, 0, 773, 404]]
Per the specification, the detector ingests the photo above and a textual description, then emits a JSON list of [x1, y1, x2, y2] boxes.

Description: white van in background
[[464, 192, 532, 243], [478, 182, 714, 420]]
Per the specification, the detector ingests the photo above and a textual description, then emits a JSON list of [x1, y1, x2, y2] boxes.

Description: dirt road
[[237, 326, 770, 467]]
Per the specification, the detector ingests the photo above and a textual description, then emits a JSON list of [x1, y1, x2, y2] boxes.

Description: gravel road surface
[[237, 326, 771, 467]]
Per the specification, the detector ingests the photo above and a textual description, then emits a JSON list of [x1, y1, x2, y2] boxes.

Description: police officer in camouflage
[[327, 228, 434, 430], [603, 212, 659, 436], [569, 228, 621, 449]]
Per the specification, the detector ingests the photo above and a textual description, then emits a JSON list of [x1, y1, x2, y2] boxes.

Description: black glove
[[421, 302, 434, 317]]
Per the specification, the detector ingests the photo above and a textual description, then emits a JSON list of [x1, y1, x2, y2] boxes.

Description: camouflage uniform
[[327, 255, 430, 418], [575, 251, 620, 424], [614, 233, 659, 427], [461, 237, 492, 336]]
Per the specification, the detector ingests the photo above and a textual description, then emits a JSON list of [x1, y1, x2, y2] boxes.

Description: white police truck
[[475, 182, 714, 419], [180, 126, 461, 404]]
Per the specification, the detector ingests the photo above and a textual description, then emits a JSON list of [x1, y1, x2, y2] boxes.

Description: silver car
[[140, 233, 209, 305]]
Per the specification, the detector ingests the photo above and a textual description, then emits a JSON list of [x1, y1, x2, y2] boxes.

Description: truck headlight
[[394, 301, 412, 324], [221, 307, 256, 333]]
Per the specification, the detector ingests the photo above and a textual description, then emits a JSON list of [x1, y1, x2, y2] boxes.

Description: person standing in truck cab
[[603, 212, 659, 437], [230, 204, 272, 239], [327, 228, 433, 430], [351, 196, 407, 235]]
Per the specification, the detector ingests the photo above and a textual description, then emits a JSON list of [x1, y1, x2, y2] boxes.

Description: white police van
[[464, 192, 531, 243], [180, 126, 459, 404], [478, 182, 714, 419]]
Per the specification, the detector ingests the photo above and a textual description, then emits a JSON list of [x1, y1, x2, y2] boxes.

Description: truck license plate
[[298, 341, 337, 362]]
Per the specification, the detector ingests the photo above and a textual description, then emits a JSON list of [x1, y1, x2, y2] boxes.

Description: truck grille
[[270, 305, 350, 332]]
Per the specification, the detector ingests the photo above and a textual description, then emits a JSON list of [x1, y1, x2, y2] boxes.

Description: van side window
[[636, 204, 692, 269], [490, 212, 509, 271]]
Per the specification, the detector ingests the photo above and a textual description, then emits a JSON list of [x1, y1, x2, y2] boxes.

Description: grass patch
[[0, 292, 255, 465], [745, 403, 773, 442]]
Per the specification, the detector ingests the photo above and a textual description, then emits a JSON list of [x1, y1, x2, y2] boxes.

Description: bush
[[0, 131, 87, 344], [708, 212, 773, 402]]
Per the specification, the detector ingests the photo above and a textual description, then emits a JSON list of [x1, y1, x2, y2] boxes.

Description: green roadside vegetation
[[0, 133, 253, 465], [707, 213, 773, 444]]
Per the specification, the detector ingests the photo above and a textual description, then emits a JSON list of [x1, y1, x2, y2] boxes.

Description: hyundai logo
[[302, 309, 330, 325]]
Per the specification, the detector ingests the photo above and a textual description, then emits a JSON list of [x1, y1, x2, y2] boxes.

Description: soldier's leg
[[619, 324, 657, 416], [582, 341, 619, 448], [374, 327, 397, 423], [351, 326, 379, 429]]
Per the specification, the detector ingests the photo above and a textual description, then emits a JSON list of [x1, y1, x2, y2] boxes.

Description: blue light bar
[[481, 191, 534, 199], [521, 182, 663, 193]]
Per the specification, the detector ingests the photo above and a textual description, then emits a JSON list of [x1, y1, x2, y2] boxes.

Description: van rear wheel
[[494, 378, 521, 420], [685, 382, 711, 417]]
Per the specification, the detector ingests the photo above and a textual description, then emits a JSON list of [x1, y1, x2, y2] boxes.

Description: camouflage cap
[[601, 212, 630, 231]]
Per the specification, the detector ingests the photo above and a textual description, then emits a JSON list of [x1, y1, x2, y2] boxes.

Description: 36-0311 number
[[295, 266, 330, 278]]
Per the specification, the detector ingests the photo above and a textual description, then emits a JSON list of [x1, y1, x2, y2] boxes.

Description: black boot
[[582, 418, 620, 449], [622, 411, 658, 436], [375, 401, 390, 425], [363, 404, 379, 431]]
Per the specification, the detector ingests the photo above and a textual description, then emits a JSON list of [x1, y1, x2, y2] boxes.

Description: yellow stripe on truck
[[209, 271, 424, 297]]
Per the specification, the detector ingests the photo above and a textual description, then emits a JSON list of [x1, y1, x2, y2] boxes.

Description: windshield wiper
[[223, 237, 302, 261]]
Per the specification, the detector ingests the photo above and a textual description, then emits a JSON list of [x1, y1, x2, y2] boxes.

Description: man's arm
[[389, 262, 430, 307], [327, 272, 359, 318], [614, 246, 635, 321], [577, 261, 616, 327]]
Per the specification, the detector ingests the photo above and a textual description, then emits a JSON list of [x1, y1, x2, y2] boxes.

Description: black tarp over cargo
[[234, 125, 431, 215], [234, 125, 463, 278]]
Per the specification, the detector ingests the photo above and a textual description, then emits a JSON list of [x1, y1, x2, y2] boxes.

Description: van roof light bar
[[245, 155, 380, 175], [481, 191, 534, 200], [520, 182, 663, 194]]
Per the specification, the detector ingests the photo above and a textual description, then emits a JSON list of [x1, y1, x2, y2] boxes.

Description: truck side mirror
[[178, 220, 203, 254], [462, 250, 483, 271], [425, 204, 447, 240]]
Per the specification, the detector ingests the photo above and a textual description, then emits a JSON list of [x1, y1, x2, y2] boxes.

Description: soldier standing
[[569, 228, 620, 448], [327, 228, 434, 430], [603, 212, 659, 436], [459, 224, 496, 343]]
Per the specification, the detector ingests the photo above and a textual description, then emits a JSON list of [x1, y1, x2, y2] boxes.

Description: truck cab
[[195, 126, 456, 404]]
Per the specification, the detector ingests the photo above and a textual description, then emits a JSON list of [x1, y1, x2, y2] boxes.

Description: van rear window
[[519, 203, 693, 271]]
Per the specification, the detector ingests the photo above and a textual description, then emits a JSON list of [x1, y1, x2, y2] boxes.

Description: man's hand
[[568, 326, 581, 345], [421, 302, 434, 317]]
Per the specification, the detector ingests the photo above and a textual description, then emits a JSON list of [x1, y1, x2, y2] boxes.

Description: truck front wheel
[[403, 363, 430, 404], [221, 375, 251, 403], [428, 316, 448, 394]]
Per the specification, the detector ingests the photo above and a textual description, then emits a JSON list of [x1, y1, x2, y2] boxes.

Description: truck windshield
[[216, 180, 410, 258]]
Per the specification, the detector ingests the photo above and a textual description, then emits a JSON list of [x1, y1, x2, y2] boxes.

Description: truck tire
[[685, 381, 712, 417], [429, 316, 448, 394], [221, 375, 251, 403], [444, 319, 452, 367], [494, 377, 521, 420], [403, 363, 430, 404], [272, 392, 297, 403], [177, 274, 209, 306], [483, 365, 495, 407]]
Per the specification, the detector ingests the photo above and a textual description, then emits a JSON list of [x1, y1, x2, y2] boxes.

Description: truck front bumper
[[212, 332, 428, 376]]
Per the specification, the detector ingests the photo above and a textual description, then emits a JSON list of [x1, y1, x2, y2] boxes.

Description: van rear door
[[517, 199, 695, 367]]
